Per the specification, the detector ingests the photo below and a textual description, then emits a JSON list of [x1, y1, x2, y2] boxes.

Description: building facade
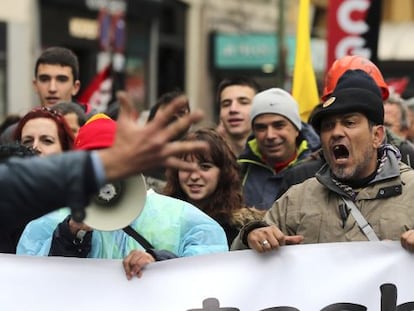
[[0, 0, 187, 118]]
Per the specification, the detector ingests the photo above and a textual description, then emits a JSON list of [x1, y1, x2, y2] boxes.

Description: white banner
[[1, 241, 414, 310]]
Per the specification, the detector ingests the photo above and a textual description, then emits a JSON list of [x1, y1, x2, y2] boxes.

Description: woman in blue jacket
[[17, 114, 228, 279]]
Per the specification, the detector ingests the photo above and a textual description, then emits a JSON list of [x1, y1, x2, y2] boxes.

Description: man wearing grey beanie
[[232, 69, 414, 255], [238, 87, 319, 210]]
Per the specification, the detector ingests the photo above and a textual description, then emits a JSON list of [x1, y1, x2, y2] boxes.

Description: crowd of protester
[[0, 47, 413, 281]]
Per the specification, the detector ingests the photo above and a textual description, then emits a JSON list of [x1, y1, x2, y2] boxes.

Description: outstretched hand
[[99, 91, 207, 181], [247, 225, 303, 253]]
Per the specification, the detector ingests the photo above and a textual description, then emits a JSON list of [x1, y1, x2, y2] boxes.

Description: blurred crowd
[[0, 47, 413, 280]]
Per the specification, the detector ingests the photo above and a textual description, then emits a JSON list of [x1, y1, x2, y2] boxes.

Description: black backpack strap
[[122, 225, 154, 251], [123, 225, 179, 261]]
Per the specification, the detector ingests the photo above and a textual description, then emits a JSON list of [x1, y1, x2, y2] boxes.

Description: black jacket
[[0, 151, 99, 253]]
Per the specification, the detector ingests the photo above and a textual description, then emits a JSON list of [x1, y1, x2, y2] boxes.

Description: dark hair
[[163, 128, 244, 224], [34, 47, 80, 81], [53, 101, 87, 127], [216, 76, 260, 105], [147, 89, 189, 123], [13, 107, 75, 151]]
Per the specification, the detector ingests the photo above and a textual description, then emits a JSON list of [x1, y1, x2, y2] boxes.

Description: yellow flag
[[292, 0, 319, 122]]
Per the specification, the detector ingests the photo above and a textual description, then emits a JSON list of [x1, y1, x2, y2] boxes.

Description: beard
[[330, 148, 376, 181]]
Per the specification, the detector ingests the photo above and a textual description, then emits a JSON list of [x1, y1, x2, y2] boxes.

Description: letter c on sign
[[337, 0, 370, 34]]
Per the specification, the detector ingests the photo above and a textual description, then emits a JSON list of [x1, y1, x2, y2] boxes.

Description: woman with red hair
[[14, 107, 74, 155]]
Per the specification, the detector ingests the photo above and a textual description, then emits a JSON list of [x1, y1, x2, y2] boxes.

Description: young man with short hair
[[33, 46, 81, 108], [217, 77, 260, 156]]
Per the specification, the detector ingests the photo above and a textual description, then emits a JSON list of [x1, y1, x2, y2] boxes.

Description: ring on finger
[[261, 239, 269, 247]]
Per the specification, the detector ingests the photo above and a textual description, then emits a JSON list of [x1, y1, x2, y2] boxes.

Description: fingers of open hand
[[113, 91, 206, 175], [161, 141, 208, 165], [153, 95, 195, 127], [247, 225, 285, 253], [168, 109, 204, 133], [134, 111, 205, 162], [116, 91, 136, 122], [401, 230, 414, 252], [123, 250, 155, 280], [149, 100, 204, 142]]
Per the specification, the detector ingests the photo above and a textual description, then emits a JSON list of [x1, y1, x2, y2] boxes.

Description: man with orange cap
[[275, 55, 414, 201], [17, 113, 228, 279], [232, 69, 414, 253], [321, 55, 390, 101], [322, 55, 414, 167]]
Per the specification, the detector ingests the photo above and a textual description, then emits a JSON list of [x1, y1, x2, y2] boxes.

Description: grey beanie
[[250, 88, 302, 131]]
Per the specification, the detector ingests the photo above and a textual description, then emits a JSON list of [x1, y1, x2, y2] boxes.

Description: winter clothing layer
[[0, 151, 98, 253], [238, 122, 319, 210], [276, 128, 414, 201], [312, 69, 384, 132], [232, 147, 414, 249], [250, 88, 302, 130], [0, 151, 96, 231], [219, 207, 266, 247], [17, 190, 228, 258]]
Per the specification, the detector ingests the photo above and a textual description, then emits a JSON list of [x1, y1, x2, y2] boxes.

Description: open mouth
[[333, 144, 349, 160]]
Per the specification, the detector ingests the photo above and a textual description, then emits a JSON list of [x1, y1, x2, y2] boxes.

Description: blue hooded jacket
[[17, 190, 228, 258]]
